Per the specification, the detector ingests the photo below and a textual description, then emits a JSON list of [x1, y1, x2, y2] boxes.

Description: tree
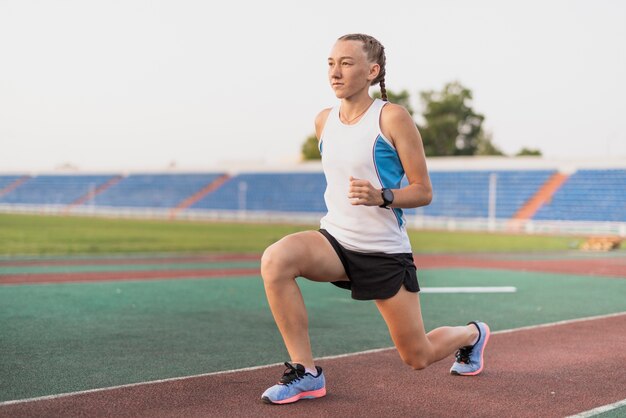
[[516, 147, 542, 156], [300, 83, 510, 159], [475, 129, 505, 156], [418, 81, 486, 156], [301, 134, 321, 160]]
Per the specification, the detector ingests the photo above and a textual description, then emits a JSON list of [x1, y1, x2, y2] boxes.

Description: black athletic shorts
[[319, 229, 420, 301]]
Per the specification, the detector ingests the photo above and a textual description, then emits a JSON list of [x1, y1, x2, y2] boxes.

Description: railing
[[2, 203, 625, 237]]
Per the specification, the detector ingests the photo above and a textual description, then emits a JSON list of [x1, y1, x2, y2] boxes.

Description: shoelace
[[455, 346, 472, 364], [279, 362, 305, 385]]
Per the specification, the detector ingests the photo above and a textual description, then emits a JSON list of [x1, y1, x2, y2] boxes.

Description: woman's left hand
[[348, 176, 384, 206]]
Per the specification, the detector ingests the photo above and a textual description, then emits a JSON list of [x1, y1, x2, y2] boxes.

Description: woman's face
[[328, 40, 377, 99]]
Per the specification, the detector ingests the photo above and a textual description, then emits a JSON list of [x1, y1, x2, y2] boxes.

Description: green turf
[[1, 269, 624, 402], [593, 405, 626, 418], [0, 213, 583, 255], [0, 213, 307, 255]]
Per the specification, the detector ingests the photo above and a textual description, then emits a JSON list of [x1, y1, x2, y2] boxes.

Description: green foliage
[[516, 147, 542, 156], [301, 134, 321, 160], [475, 129, 505, 156], [304, 82, 547, 158], [418, 81, 486, 156]]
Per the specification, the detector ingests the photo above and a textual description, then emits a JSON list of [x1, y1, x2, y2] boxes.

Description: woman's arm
[[348, 103, 433, 209], [315, 108, 332, 141]]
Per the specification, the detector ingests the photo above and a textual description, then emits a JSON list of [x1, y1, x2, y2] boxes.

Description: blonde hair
[[338, 33, 387, 101]]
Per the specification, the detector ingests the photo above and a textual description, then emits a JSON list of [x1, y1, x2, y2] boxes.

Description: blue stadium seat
[[403, 170, 555, 219], [91, 173, 224, 208], [190, 172, 327, 212], [0, 175, 115, 205], [1, 169, 623, 223], [534, 169, 626, 222], [0, 175, 26, 191]]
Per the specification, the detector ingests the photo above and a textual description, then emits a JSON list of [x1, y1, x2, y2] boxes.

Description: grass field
[[0, 213, 585, 255]]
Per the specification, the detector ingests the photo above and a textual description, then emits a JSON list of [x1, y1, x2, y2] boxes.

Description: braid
[[338, 33, 387, 99], [379, 78, 387, 101]]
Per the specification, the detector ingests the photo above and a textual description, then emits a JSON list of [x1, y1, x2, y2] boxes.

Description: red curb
[[412, 254, 626, 278], [0, 254, 261, 268], [0, 268, 260, 285]]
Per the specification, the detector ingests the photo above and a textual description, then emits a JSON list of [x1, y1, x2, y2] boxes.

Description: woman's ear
[[368, 63, 380, 83]]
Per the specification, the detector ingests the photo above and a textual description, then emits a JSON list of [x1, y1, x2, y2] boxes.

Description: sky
[[1, 0, 625, 172]]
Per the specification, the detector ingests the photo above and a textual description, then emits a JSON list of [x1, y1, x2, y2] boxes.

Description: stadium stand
[[86, 173, 225, 208], [0, 176, 24, 190], [0, 175, 115, 205], [534, 169, 626, 222], [0, 176, 28, 196], [190, 172, 327, 212], [512, 173, 569, 220], [1, 168, 624, 235], [404, 170, 555, 219]]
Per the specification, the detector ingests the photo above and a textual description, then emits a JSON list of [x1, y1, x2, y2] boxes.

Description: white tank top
[[319, 98, 411, 253]]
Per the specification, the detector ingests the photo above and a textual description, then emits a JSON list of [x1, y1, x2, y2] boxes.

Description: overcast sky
[[1, 0, 625, 172]]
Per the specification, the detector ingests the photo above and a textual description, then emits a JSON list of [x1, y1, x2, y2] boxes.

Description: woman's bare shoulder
[[315, 107, 333, 139], [315, 107, 332, 125], [380, 102, 412, 123]]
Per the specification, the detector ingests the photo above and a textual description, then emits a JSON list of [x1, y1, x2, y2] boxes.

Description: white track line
[[565, 398, 626, 418], [1, 310, 625, 407], [492, 311, 626, 335], [421, 286, 517, 293]]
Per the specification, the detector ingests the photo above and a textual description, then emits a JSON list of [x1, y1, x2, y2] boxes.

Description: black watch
[[379, 188, 394, 208]]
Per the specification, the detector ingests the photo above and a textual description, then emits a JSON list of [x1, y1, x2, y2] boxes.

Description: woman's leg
[[261, 230, 348, 370], [375, 286, 478, 370]]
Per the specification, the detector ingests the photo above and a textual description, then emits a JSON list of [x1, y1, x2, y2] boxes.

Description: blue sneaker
[[261, 362, 326, 404], [450, 321, 491, 376]]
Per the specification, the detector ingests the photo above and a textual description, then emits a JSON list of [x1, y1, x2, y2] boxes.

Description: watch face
[[383, 188, 394, 203]]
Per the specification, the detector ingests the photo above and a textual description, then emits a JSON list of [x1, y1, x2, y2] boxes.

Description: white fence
[[2, 204, 625, 237]]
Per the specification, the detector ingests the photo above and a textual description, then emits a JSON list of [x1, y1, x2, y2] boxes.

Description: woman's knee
[[260, 239, 299, 283], [260, 243, 283, 278], [260, 231, 343, 285], [398, 346, 432, 370]]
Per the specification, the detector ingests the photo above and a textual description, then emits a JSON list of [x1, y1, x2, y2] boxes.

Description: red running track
[[0, 268, 261, 285], [2, 314, 625, 418], [0, 254, 261, 268], [2, 253, 625, 285], [414, 254, 626, 278]]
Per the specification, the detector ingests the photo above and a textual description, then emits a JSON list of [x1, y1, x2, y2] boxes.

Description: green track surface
[[594, 406, 626, 418], [1, 269, 625, 402]]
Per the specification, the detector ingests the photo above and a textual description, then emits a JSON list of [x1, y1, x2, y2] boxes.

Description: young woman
[[260, 33, 490, 405]]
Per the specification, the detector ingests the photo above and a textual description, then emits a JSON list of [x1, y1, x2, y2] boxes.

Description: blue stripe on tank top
[[372, 135, 405, 229]]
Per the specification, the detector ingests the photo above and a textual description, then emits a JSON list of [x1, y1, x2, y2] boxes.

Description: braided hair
[[338, 33, 387, 101]]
